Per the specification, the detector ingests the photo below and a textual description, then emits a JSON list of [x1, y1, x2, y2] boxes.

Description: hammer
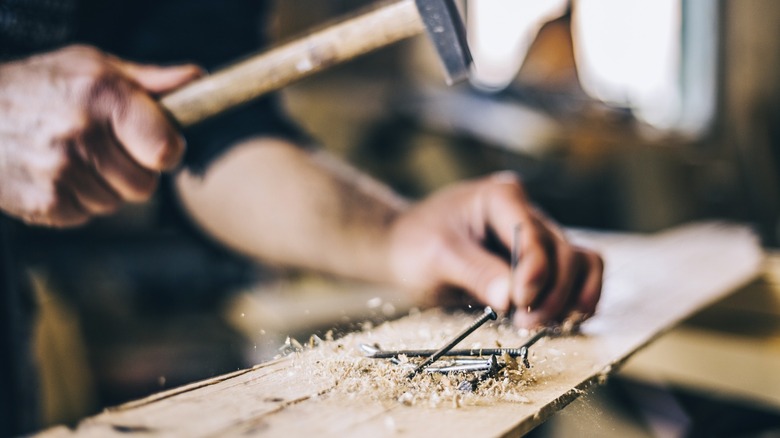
[[160, 0, 472, 127]]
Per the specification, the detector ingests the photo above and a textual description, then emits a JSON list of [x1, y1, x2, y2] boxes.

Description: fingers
[[40, 126, 156, 226], [574, 250, 604, 317], [513, 227, 577, 328], [480, 176, 551, 309], [112, 59, 203, 94], [109, 59, 203, 169], [85, 56, 195, 171], [84, 124, 160, 202], [510, 220, 551, 309], [437, 240, 512, 313], [64, 154, 121, 215], [52, 188, 90, 227], [106, 86, 186, 171], [513, 247, 603, 328], [477, 172, 603, 327]]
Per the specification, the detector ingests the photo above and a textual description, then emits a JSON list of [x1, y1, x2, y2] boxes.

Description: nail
[[509, 224, 521, 305], [426, 359, 493, 374], [362, 344, 532, 359], [511, 224, 521, 269], [458, 355, 504, 392], [407, 307, 497, 379]]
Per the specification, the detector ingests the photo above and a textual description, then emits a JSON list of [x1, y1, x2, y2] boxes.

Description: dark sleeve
[[0, 217, 39, 435], [73, 0, 311, 173]]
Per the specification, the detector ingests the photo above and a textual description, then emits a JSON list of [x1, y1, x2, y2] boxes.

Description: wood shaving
[[275, 309, 577, 409]]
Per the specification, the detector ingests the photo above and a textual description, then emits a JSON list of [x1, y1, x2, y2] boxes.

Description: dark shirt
[[0, 1, 305, 434], [0, 216, 39, 436]]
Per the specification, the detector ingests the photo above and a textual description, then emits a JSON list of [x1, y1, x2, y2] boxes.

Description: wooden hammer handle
[[160, 0, 423, 128]]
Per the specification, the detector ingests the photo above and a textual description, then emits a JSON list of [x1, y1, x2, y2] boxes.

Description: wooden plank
[[38, 222, 762, 437], [620, 253, 780, 411]]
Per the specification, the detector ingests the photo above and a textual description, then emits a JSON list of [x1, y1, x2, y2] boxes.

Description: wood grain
[[37, 222, 762, 437], [161, 0, 423, 127]]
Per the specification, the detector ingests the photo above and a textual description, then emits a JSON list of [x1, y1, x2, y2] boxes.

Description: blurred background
[[19, 0, 780, 436]]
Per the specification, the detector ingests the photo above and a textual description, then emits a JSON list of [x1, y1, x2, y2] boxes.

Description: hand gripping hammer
[[161, 0, 473, 128]]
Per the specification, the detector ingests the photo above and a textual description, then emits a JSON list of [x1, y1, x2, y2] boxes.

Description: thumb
[[114, 60, 204, 94], [439, 243, 511, 313]]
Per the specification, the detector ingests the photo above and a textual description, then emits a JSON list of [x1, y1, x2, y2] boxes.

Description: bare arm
[[175, 137, 406, 283], [175, 138, 603, 327]]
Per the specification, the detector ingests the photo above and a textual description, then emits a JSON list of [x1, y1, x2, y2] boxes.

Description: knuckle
[[486, 179, 527, 208], [64, 44, 102, 59], [55, 114, 92, 143], [66, 51, 112, 88], [86, 71, 125, 104], [491, 171, 525, 191], [489, 170, 522, 186], [75, 66, 131, 115], [151, 135, 184, 170]]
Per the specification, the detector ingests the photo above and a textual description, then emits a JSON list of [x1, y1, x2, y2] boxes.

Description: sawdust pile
[[277, 309, 575, 408]]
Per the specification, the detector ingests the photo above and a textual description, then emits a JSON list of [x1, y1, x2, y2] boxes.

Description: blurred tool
[[162, 0, 472, 127]]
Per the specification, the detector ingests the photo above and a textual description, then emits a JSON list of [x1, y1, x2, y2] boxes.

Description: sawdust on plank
[[275, 308, 579, 408]]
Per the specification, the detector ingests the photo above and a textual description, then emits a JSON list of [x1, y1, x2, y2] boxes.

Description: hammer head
[[415, 0, 473, 85]]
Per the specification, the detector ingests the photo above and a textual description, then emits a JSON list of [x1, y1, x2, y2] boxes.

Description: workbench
[[38, 222, 762, 437]]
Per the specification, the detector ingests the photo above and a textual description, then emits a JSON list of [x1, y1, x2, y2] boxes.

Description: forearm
[[175, 137, 603, 327], [174, 137, 409, 282]]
